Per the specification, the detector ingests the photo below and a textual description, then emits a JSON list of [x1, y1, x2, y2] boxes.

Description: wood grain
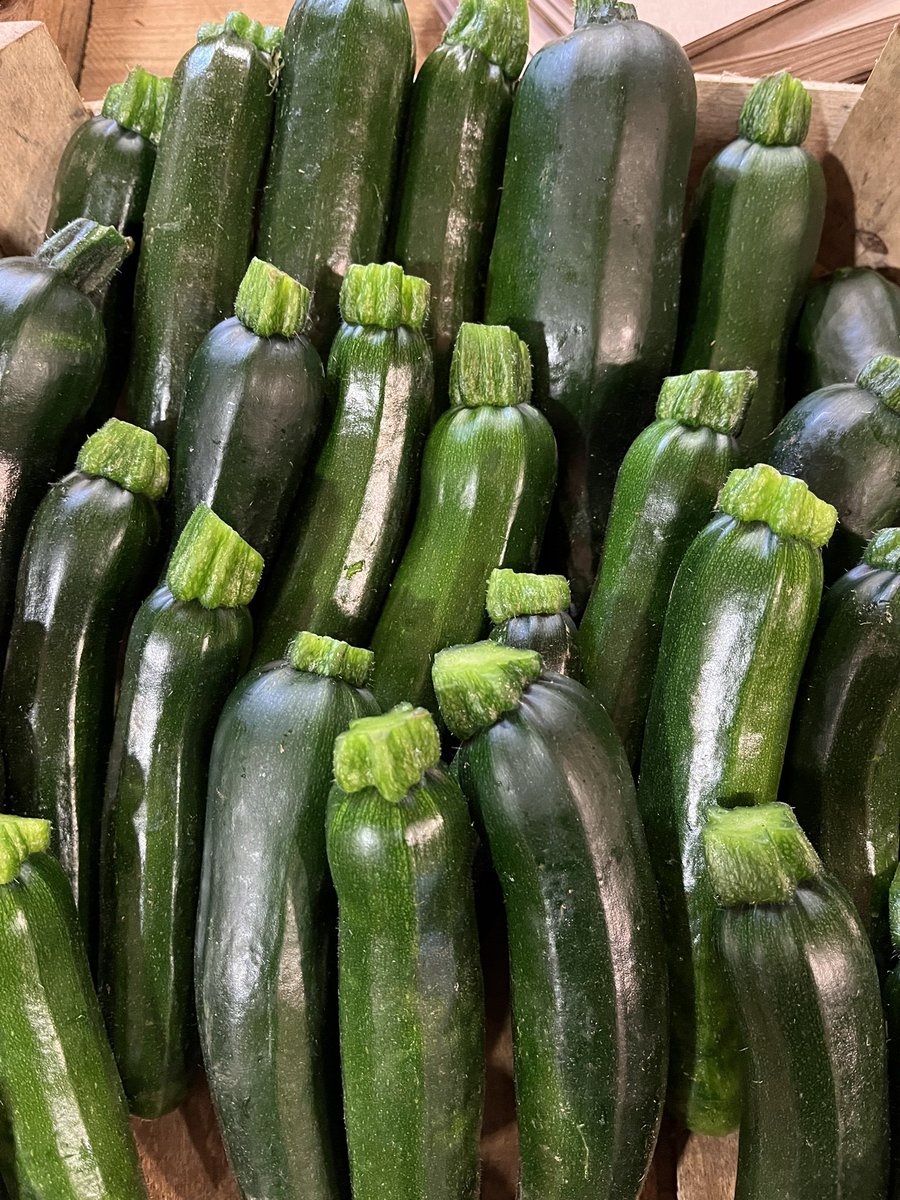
[[1, 0, 92, 77]]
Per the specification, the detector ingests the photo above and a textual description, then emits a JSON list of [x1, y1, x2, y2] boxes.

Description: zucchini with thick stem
[[326, 704, 484, 1200], [254, 263, 433, 659], [675, 72, 826, 451], [0, 815, 147, 1200], [704, 803, 889, 1200], [197, 631, 378, 1200], [370, 322, 556, 713], [172, 258, 324, 562], [486, 0, 696, 608], [638, 463, 836, 1135], [434, 641, 666, 1200], [782, 527, 900, 964], [1, 421, 168, 943], [487, 568, 580, 679], [580, 369, 754, 767], [98, 505, 262, 1118], [127, 13, 281, 450], [392, 0, 527, 408]]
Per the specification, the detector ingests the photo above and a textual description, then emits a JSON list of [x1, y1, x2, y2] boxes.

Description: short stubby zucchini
[[487, 567, 580, 679]]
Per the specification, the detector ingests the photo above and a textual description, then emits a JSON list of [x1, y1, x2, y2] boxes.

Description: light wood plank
[[677, 1133, 739, 1200], [2, 0, 92, 78]]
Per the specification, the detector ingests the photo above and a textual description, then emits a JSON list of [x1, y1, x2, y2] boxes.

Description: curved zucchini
[[392, 0, 526, 407], [705, 803, 889, 1200], [0, 815, 146, 1199], [98, 505, 262, 1117], [637, 464, 837, 1134], [370, 323, 556, 713], [127, 14, 281, 449], [434, 641, 666, 1200], [579, 369, 753, 766], [486, 0, 696, 607], [676, 73, 826, 450], [326, 704, 484, 1200], [1, 421, 167, 941], [172, 258, 324, 562], [486, 568, 580, 679], [254, 263, 433, 660]]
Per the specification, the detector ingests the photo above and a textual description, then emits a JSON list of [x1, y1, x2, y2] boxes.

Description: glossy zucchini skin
[[1, 472, 161, 940], [259, 0, 414, 351], [196, 660, 378, 1200], [98, 586, 252, 1117], [326, 765, 484, 1200], [127, 30, 276, 449], [580, 419, 743, 767], [454, 673, 666, 1199], [0, 853, 146, 1199], [172, 317, 325, 561], [638, 515, 824, 1133], [720, 874, 888, 1200], [490, 611, 580, 678], [485, 16, 696, 607]]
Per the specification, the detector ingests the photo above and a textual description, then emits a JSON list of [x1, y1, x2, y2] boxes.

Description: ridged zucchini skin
[[1, 472, 161, 938], [326, 765, 484, 1200], [0, 853, 146, 1199], [490, 611, 580, 678], [719, 875, 888, 1199], [638, 514, 824, 1133], [196, 660, 378, 1200], [259, 0, 414, 351], [485, 14, 696, 606], [98, 586, 252, 1117], [453, 674, 666, 1200]]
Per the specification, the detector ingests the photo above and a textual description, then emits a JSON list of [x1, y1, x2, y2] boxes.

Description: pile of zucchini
[[0, 0, 898, 1197]]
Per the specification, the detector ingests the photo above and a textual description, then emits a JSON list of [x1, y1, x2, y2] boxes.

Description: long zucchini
[[486, 568, 580, 679], [886, 867, 900, 1200]]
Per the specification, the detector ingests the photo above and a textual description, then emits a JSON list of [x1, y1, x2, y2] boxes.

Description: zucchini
[[434, 641, 666, 1200], [326, 704, 484, 1200], [782, 527, 900, 964], [0, 218, 130, 656], [98, 505, 263, 1117], [1, 420, 168, 943], [886, 867, 900, 1199], [172, 258, 324, 562], [485, 0, 696, 607], [370, 323, 556, 712], [792, 267, 900, 398], [0, 814, 146, 1199], [637, 463, 837, 1134], [254, 263, 433, 660], [126, 13, 281, 450], [675, 72, 826, 451], [258, 0, 414, 351], [392, 0, 527, 407], [704, 803, 889, 1199], [765, 354, 900, 579], [486, 567, 580, 679], [579, 369, 754, 767], [197, 631, 378, 1200]]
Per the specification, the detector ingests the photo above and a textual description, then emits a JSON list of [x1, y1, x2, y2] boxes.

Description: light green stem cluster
[[703, 803, 821, 907], [167, 504, 263, 609], [288, 631, 374, 688], [334, 703, 441, 802], [717, 464, 837, 548], [77, 419, 169, 500], [432, 640, 542, 740]]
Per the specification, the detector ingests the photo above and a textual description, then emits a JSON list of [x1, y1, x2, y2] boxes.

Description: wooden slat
[[2, 0, 93, 78]]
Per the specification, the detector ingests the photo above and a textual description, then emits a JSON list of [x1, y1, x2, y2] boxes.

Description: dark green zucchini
[[98, 504, 262, 1118], [0, 218, 130, 656], [392, 0, 527, 408], [782, 527, 900, 964], [579, 369, 753, 767], [487, 567, 580, 679], [197, 631, 377, 1200], [326, 704, 484, 1200], [171, 257, 324, 561], [254, 263, 433, 660], [485, 0, 696, 608], [1, 420, 167, 943], [434, 641, 666, 1200], [370, 322, 556, 713], [792, 267, 900, 398], [259, 0, 414, 351], [0, 814, 146, 1199], [675, 72, 826, 451], [127, 13, 281, 450], [765, 354, 900, 579], [637, 463, 836, 1135], [704, 803, 889, 1199], [886, 867, 900, 1200]]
